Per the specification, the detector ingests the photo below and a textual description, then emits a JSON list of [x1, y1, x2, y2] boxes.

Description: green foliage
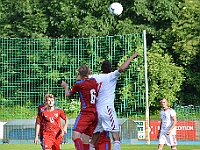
[[165, 0, 200, 105], [171, 0, 200, 65], [61, 98, 80, 118], [148, 42, 184, 109], [0, 0, 48, 37], [0, 0, 179, 38], [0, 0, 200, 114], [0, 33, 145, 120], [0, 106, 36, 120]]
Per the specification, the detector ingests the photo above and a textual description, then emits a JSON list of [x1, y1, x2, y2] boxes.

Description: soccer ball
[[109, 2, 123, 16]]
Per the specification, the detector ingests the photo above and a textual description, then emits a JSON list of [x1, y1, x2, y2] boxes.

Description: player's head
[[44, 94, 54, 102], [101, 60, 112, 73], [160, 98, 168, 109], [44, 94, 55, 107], [78, 64, 89, 78]]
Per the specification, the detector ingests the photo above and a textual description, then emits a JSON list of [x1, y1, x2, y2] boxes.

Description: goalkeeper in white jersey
[[157, 98, 177, 150]]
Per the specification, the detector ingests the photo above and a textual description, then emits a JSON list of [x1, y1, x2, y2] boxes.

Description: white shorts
[[94, 106, 120, 133], [158, 132, 177, 146]]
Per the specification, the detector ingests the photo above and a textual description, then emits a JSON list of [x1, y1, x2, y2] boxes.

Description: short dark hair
[[101, 60, 112, 73], [78, 64, 89, 78]]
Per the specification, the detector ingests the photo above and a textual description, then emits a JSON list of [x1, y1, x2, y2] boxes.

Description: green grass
[[0, 144, 200, 150]]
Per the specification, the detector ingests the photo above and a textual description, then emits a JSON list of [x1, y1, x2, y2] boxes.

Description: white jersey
[[160, 108, 176, 134], [90, 70, 120, 109], [89, 70, 121, 133]]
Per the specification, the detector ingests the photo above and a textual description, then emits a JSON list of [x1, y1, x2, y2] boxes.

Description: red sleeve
[[36, 114, 42, 125], [37, 104, 45, 116], [69, 83, 79, 95]]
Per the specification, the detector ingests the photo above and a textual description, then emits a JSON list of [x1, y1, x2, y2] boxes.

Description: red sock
[[74, 138, 84, 150], [83, 143, 89, 150]]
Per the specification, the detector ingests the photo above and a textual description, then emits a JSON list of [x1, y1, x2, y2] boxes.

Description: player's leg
[[43, 135, 54, 150], [90, 132, 100, 150], [111, 131, 120, 150], [72, 112, 86, 150], [72, 131, 84, 150], [158, 133, 166, 150], [171, 146, 177, 150], [169, 134, 177, 150], [94, 141, 100, 150], [97, 141, 111, 150], [82, 133, 91, 150], [95, 131, 111, 150], [106, 140, 111, 150], [55, 129, 63, 150], [82, 111, 98, 150], [106, 107, 120, 150], [52, 137, 62, 150], [89, 114, 102, 149], [158, 144, 164, 150], [104, 131, 111, 150]]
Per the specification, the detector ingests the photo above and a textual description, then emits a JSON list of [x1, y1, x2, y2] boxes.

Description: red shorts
[[95, 131, 111, 150], [73, 109, 98, 136], [42, 134, 62, 150]]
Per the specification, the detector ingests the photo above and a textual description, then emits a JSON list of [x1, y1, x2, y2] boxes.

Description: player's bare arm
[[167, 115, 177, 135], [61, 81, 70, 97], [62, 118, 69, 136], [118, 53, 139, 73], [34, 123, 40, 144]]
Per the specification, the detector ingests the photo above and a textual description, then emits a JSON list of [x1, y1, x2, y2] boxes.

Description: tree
[[148, 42, 184, 112], [0, 0, 48, 37], [164, 0, 200, 105], [0, 0, 199, 113]]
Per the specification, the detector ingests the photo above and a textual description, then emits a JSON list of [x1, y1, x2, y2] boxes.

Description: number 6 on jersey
[[90, 89, 96, 104]]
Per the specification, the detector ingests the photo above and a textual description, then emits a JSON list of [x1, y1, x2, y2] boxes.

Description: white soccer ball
[[109, 2, 123, 16]]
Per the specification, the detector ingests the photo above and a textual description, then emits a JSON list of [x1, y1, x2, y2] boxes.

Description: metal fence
[[1, 33, 200, 144], [174, 105, 200, 141], [0, 33, 146, 121]]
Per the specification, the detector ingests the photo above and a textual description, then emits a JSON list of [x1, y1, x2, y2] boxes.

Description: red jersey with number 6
[[69, 78, 98, 111], [69, 78, 98, 136]]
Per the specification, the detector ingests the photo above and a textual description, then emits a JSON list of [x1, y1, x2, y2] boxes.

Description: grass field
[[0, 144, 200, 150]]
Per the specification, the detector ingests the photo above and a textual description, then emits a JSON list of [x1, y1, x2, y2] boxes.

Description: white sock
[[158, 148, 162, 150], [113, 140, 120, 150], [89, 143, 94, 150], [172, 148, 177, 150]]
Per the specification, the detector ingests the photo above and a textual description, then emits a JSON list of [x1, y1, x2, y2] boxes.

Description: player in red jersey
[[36, 94, 64, 149], [34, 94, 69, 150], [61, 64, 98, 150], [94, 131, 111, 150]]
